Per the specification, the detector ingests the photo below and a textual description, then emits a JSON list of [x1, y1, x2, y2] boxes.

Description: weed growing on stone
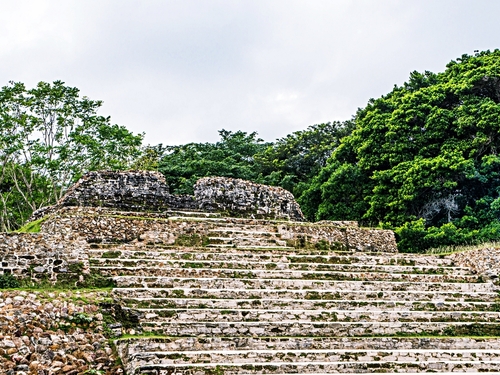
[[101, 251, 122, 258], [14, 216, 48, 233], [0, 273, 21, 288]]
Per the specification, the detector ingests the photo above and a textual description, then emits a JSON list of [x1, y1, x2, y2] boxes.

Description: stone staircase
[[87, 214, 500, 375]]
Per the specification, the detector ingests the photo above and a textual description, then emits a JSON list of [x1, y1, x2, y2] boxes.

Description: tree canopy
[[0, 81, 143, 230], [300, 50, 500, 251], [158, 130, 269, 194], [255, 121, 354, 199]]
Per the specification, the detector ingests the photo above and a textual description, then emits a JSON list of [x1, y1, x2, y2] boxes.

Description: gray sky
[[1, 0, 499, 145]]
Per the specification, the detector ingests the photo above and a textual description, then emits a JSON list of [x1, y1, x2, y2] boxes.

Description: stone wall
[[195, 177, 305, 221], [448, 247, 500, 279], [60, 170, 171, 210], [0, 232, 89, 283], [39, 207, 397, 253], [32, 171, 304, 221], [0, 290, 121, 374]]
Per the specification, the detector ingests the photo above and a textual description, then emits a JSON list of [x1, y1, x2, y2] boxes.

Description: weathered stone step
[[117, 297, 500, 312], [208, 228, 281, 236], [206, 244, 295, 250], [140, 320, 500, 337], [119, 336, 500, 352], [207, 237, 288, 247], [112, 287, 499, 302], [166, 210, 221, 218], [112, 277, 494, 292], [135, 308, 500, 324], [89, 257, 470, 275], [168, 218, 282, 232], [128, 361, 500, 375], [127, 348, 500, 365], [96, 267, 482, 283], [88, 247, 457, 266]]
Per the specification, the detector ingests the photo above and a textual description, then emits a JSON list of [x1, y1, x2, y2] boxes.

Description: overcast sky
[[1, 1, 499, 145]]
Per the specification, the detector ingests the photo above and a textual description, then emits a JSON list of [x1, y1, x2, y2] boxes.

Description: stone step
[[111, 287, 499, 302], [206, 237, 288, 247], [166, 210, 221, 218], [139, 321, 500, 337], [134, 308, 500, 324], [95, 267, 483, 283], [205, 244, 295, 250], [116, 297, 500, 312], [167, 218, 282, 232], [127, 361, 500, 375], [89, 257, 471, 275], [112, 277, 494, 292], [87, 247, 457, 266], [119, 336, 500, 352], [127, 348, 500, 365], [208, 228, 282, 236]]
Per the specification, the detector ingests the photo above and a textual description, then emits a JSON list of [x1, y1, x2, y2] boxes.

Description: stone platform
[[1, 172, 499, 374], [67, 210, 498, 375]]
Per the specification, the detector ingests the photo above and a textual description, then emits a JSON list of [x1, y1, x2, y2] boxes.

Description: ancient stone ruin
[[0, 170, 499, 374], [32, 171, 305, 222]]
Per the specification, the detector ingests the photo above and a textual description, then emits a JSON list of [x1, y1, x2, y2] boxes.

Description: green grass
[[15, 216, 48, 233]]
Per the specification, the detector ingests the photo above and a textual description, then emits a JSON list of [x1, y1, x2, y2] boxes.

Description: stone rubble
[[0, 290, 121, 375], [194, 176, 305, 221], [448, 247, 500, 279]]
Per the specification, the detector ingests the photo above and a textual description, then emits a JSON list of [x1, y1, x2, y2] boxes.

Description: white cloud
[[0, 0, 499, 145]]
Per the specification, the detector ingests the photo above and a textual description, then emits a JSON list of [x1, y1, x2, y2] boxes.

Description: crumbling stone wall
[[60, 170, 172, 210], [39, 207, 397, 253], [448, 247, 500, 279], [195, 177, 305, 221], [0, 233, 89, 283], [32, 171, 304, 221]]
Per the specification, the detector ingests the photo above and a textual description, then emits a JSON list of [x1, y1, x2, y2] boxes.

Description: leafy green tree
[[131, 144, 167, 171], [255, 121, 354, 199], [301, 50, 500, 251], [0, 80, 143, 230], [158, 130, 269, 194]]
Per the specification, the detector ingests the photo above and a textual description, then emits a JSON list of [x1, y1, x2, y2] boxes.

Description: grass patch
[[101, 251, 122, 259], [15, 216, 48, 233], [174, 234, 210, 247]]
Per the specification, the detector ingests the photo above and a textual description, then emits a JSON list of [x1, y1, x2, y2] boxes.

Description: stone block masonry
[[39, 207, 397, 253], [194, 176, 305, 221], [31, 171, 305, 221], [0, 232, 89, 283]]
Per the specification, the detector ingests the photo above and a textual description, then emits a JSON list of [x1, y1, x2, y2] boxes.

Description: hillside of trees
[[3, 50, 500, 252]]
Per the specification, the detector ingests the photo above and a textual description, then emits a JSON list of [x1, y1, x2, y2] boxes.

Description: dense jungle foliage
[[301, 50, 500, 251], [3, 50, 500, 252]]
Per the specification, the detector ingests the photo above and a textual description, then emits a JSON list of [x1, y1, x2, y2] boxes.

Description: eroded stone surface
[[31, 171, 306, 221], [194, 177, 305, 221], [0, 290, 121, 374]]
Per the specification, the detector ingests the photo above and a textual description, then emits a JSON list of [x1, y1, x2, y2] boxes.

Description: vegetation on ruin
[[15, 215, 47, 233]]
